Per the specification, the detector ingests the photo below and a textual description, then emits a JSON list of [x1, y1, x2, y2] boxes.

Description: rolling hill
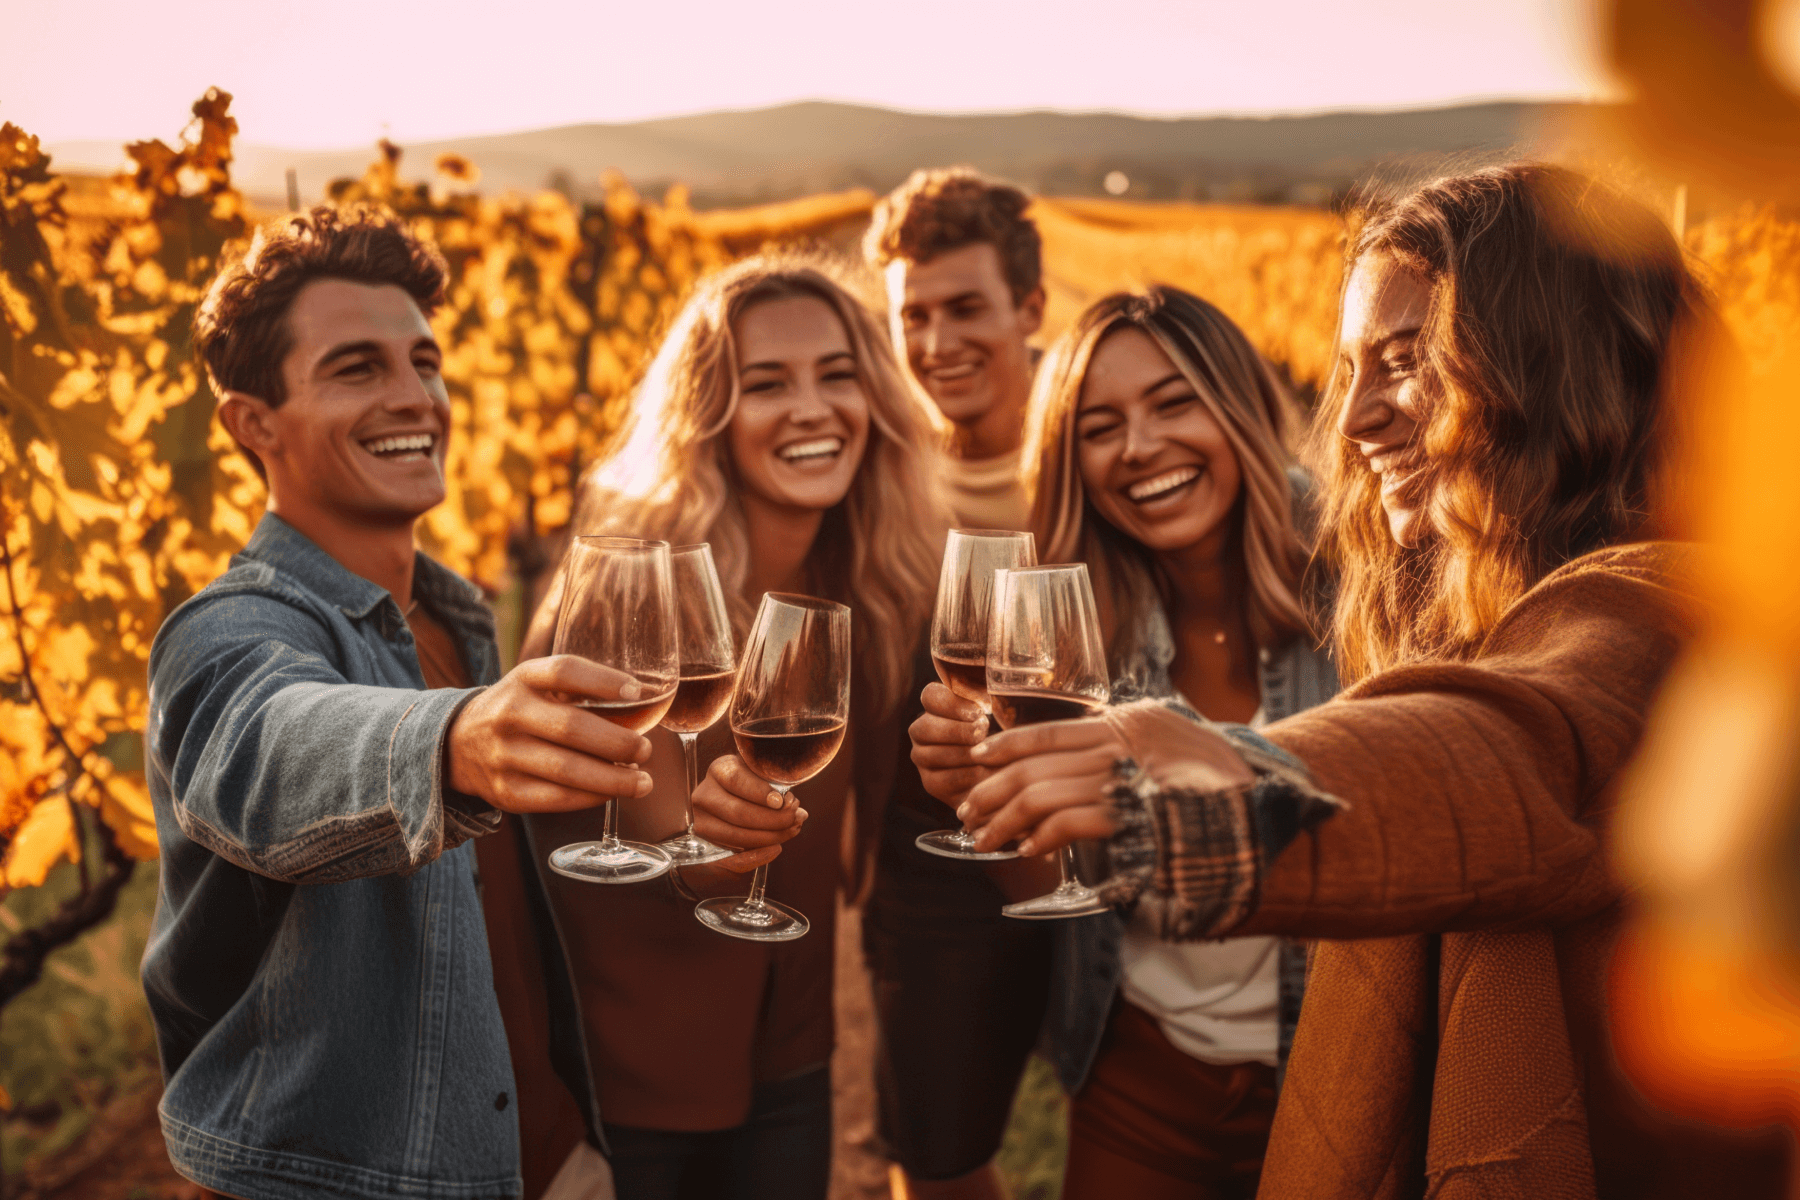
[[49, 99, 1600, 209]]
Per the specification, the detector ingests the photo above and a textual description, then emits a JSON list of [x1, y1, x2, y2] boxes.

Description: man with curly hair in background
[[861, 169, 1051, 1200], [866, 167, 1046, 533]]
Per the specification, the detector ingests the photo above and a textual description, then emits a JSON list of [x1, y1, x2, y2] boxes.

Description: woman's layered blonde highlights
[[574, 253, 948, 717]]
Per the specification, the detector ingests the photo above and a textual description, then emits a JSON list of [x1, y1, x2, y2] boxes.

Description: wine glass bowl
[[695, 593, 851, 942], [917, 528, 1036, 861], [545, 536, 679, 885], [988, 563, 1112, 920], [656, 544, 738, 867]]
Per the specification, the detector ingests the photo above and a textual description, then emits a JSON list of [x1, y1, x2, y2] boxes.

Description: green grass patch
[[997, 1055, 1067, 1200]]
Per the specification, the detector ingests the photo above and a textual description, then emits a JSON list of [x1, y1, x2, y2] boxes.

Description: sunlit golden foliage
[[1031, 197, 1346, 394], [1, 89, 252, 888]]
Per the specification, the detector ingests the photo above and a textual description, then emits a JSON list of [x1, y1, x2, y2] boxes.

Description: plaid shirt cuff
[[1099, 722, 1342, 940]]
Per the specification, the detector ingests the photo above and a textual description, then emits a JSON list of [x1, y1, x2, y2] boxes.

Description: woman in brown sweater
[[913, 164, 1793, 1197], [516, 255, 947, 1199]]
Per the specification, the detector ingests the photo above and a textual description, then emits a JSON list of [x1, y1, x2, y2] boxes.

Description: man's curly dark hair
[[194, 205, 447, 474], [863, 167, 1042, 304]]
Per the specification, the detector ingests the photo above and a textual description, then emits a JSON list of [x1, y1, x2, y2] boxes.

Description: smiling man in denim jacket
[[142, 206, 653, 1200]]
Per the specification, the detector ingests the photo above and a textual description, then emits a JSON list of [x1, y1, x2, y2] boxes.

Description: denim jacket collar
[[239, 513, 496, 647], [240, 513, 390, 619]]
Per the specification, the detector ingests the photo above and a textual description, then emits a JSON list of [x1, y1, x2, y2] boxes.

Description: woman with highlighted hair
[[516, 255, 948, 1199]]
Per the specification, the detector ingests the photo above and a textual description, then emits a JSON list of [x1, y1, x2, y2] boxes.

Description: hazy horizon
[[40, 94, 1600, 164]]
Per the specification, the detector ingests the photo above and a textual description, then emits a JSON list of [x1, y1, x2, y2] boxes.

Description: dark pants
[[864, 804, 1055, 1180], [601, 1068, 832, 1200]]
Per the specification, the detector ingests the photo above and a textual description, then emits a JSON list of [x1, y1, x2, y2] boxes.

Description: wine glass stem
[[739, 784, 787, 913], [601, 796, 619, 848], [743, 862, 770, 912], [1057, 844, 1078, 889], [679, 732, 699, 835]]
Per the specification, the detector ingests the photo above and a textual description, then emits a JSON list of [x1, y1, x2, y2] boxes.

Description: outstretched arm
[[151, 590, 651, 885], [957, 548, 1694, 942]]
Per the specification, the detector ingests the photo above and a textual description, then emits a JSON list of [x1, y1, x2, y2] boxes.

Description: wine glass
[[694, 593, 851, 942], [987, 564, 1112, 920], [915, 528, 1037, 861], [545, 536, 679, 885], [656, 544, 737, 867]]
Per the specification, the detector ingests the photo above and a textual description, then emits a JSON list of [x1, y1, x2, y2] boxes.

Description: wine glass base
[[694, 895, 810, 942], [1002, 884, 1110, 920], [914, 829, 1023, 861], [658, 831, 735, 867], [548, 839, 672, 884]]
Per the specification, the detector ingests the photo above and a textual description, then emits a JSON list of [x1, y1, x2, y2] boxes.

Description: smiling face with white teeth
[[888, 242, 1043, 458], [1074, 326, 1243, 560], [224, 278, 450, 536], [1334, 252, 1434, 548], [727, 294, 871, 518]]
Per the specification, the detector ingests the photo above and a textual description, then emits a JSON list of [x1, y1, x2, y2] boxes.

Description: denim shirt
[[141, 513, 523, 1200], [1045, 604, 1340, 1094]]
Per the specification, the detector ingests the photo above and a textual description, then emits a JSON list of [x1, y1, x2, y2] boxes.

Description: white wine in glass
[[694, 593, 850, 942], [988, 564, 1112, 920], [656, 544, 737, 867], [545, 536, 678, 885], [916, 528, 1036, 861]]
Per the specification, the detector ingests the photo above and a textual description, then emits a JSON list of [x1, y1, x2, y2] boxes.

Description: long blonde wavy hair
[[1023, 286, 1314, 677], [570, 254, 949, 717], [1313, 163, 1706, 682]]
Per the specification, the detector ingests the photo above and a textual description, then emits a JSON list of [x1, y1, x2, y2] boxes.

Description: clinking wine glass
[[987, 563, 1112, 920], [545, 536, 679, 885], [916, 528, 1037, 861], [656, 544, 737, 867], [695, 593, 851, 942]]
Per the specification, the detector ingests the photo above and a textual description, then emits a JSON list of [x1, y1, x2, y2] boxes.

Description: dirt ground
[[14, 900, 890, 1200]]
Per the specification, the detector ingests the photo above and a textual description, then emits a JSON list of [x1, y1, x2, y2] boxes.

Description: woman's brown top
[[520, 664, 908, 1133], [1234, 544, 1790, 1197]]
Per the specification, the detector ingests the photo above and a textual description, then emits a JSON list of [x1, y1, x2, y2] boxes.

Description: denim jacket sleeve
[[148, 575, 490, 885]]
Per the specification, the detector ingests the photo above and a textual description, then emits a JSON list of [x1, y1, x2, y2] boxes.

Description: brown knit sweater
[[1239, 543, 1790, 1198]]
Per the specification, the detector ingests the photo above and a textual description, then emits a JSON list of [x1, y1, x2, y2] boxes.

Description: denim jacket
[[142, 514, 527, 1200], [1045, 605, 1340, 1094]]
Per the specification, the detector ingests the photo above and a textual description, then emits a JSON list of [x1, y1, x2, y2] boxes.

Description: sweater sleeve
[[1237, 544, 1696, 939]]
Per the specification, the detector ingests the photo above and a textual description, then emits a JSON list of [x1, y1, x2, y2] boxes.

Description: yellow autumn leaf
[[99, 774, 160, 860], [4, 795, 80, 888]]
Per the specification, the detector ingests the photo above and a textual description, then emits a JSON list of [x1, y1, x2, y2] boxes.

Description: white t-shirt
[[1117, 706, 1280, 1067]]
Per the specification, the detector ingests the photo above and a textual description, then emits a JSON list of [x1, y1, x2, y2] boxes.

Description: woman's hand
[[690, 754, 808, 874], [959, 716, 1128, 856], [907, 682, 991, 809], [960, 701, 1257, 857]]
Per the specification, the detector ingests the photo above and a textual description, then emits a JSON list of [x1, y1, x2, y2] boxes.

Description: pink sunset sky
[[9, 0, 1609, 149]]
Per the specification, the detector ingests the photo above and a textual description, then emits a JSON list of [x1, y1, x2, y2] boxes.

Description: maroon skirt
[[1063, 1001, 1278, 1200]]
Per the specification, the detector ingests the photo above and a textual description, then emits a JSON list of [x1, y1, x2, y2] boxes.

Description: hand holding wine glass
[[916, 528, 1035, 861], [656, 544, 739, 867], [984, 563, 1112, 920], [959, 700, 1257, 855], [544, 536, 679, 885], [688, 754, 809, 872], [446, 655, 655, 812], [694, 593, 850, 942]]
